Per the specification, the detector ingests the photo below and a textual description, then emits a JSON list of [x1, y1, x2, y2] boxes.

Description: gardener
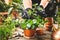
[[22, 0, 48, 19], [22, 0, 59, 31], [22, 0, 58, 19]]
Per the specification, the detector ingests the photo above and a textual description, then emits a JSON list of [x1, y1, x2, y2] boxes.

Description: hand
[[22, 8, 34, 19], [37, 11, 47, 18], [36, 6, 47, 17], [22, 9, 30, 19]]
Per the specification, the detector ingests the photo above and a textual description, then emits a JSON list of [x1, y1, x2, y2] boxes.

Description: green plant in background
[[0, 0, 23, 40], [0, 15, 20, 40], [0, 1, 11, 12], [56, 11, 60, 29], [8, 0, 23, 14], [57, 11, 60, 29], [0, 0, 23, 14]]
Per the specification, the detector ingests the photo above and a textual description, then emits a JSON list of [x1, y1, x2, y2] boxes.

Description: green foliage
[[13, 0, 22, 4], [0, 15, 18, 40], [20, 3, 45, 30], [56, 12, 60, 24], [0, 1, 11, 12], [21, 15, 44, 30], [0, 0, 23, 40], [0, 0, 23, 15]]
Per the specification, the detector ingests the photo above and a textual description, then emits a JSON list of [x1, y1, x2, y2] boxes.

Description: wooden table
[[9, 31, 53, 40]]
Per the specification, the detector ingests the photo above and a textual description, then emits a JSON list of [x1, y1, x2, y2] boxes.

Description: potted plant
[[20, 3, 45, 38], [8, 0, 23, 19], [52, 12, 60, 40], [36, 19, 45, 35], [44, 17, 53, 31], [0, 0, 23, 19], [0, 1, 11, 14], [0, 0, 13, 24], [20, 16, 41, 38]]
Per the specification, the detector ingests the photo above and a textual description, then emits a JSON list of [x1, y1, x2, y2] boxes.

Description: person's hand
[[22, 10, 30, 19], [36, 5, 47, 17], [22, 8, 33, 19]]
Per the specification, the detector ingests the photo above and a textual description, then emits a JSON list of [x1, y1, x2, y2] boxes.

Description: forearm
[[57, 0, 60, 6], [40, 0, 49, 8], [23, 0, 32, 9], [57, 0, 60, 2]]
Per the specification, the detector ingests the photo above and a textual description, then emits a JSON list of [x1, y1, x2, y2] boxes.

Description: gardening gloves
[[22, 8, 32, 19], [22, 6, 47, 19], [36, 5, 47, 18]]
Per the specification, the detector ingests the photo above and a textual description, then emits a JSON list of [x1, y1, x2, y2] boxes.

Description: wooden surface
[[9, 31, 52, 40]]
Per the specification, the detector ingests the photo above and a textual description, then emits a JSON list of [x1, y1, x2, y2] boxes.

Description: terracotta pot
[[44, 17, 53, 31], [0, 12, 8, 24], [0, 12, 8, 18], [52, 30, 60, 40], [36, 29, 44, 35], [24, 29, 35, 38], [44, 23, 53, 31], [12, 10, 19, 19], [0, 12, 8, 15]]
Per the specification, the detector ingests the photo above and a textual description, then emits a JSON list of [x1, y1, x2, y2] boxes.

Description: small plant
[[21, 17, 40, 30], [20, 13, 44, 30]]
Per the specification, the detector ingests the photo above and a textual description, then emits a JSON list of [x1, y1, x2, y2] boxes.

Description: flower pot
[[0, 12, 8, 15], [0, 12, 8, 24], [44, 23, 53, 31], [36, 28, 44, 35], [11, 10, 19, 19], [52, 30, 60, 40], [24, 29, 35, 38], [44, 17, 53, 31]]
